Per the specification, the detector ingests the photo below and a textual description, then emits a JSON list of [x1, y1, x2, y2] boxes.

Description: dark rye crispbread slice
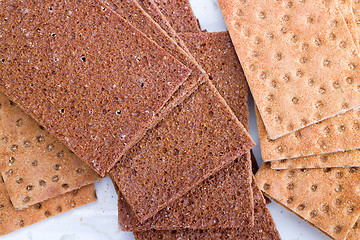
[[117, 154, 253, 231], [218, 0, 360, 139], [133, 178, 281, 240], [178, 32, 248, 125], [0, 175, 97, 236], [255, 163, 360, 240], [110, 80, 254, 223], [152, 0, 201, 33], [99, 0, 207, 132], [0, 0, 191, 176], [0, 93, 101, 209]]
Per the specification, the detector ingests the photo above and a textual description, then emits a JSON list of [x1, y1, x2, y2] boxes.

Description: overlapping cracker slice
[[152, 0, 201, 33], [0, 174, 97, 236], [133, 178, 280, 240], [218, 0, 360, 139], [0, 93, 100, 209], [110, 80, 254, 222], [255, 163, 360, 240], [256, 107, 360, 161], [0, 0, 191, 176], [338, 0, 359, 50], [117, 154, 253, 231]]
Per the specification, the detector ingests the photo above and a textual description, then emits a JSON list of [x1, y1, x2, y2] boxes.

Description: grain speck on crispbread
[[219, 0, 360, 139], [0, 175, 97, 236], [256, 163, 360, 240], [111, 80, 254, 223], [0, 0, 191, 176], [0, 92, 100, 209]]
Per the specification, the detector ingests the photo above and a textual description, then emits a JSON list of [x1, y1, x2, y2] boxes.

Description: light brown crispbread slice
[[347, 217, 360, 240], [117, 154, 253, 231], [133, 178, 280, 240], [352, 0, 360, 49], [255, 163, 360, 240], [110, 80, 254, 223], [0, 93, 100, 209], [0, 0, 191, 176], [271, 150, 360, 170], [338, 0, 359, 51], [152, 0, 201, 33], [178, 31, 248, 126], [218, 0, 360, 139], [256, 107, 360, 161], [0, 176, 97, 236]]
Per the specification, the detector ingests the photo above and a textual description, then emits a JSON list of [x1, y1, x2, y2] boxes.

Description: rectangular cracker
[[0, 175, 97, 236], [152, 0, 201, 33], [0, 92, 101, 209], [218, 0, 360, 139], [271, 149, 360, 169], [110, 80, 254, 223], [133, 178, 280, 240], [255, 163, 360, 240], [256, 107, 360, 161], [117, 154, 253, 231], [0, 0, 191, 176], [178, 31, 249, 126]]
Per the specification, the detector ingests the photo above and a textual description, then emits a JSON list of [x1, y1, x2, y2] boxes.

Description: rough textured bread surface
[[133, 178, 280, 240], [256, 107, 360, 161], [178, 32, 248, 126], [271, 149, 360, 169], [218, 0, 360, 139], [0, 175, 97, 236], [153, 0, 201, 32], [111, 80, 254, 223], [118, 154, 253, 231], [0, 93, 100, 209], [0, 0, 191, 176], [256, 163, 360, 240]]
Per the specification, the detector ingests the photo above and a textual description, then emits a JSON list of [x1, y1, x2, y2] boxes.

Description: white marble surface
[[3, 1, 331, 239]]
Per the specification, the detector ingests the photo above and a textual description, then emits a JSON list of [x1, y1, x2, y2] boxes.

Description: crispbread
[[256, 107, 360, 161], [255, 163, 360, 240], [133, 178, 280, 240], [117, 154, 253, 231], [352, 0, 360, 49], [178, 32, 248, 125], [271, 149, 360, 170], [0, 0, 191, 176], [0, 93, 100, 209], [338, 0, 359, 50], [347, 217, 360, 240], [0, 175, 97, 236], [110, 80, 254, 223], [218, 0, 360, 139], [99, 0, 207, 132], [153, 0, 201, 33]]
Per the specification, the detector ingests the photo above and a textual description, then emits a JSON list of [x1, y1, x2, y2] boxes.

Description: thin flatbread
[[0, 0, 191, 176], [218, 0, 360, 139], [256, 163, 360, 240], [0, 93, 100, 209], [0, 176, 97, 236]]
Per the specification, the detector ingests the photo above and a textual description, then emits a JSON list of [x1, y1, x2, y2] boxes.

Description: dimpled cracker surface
[[110, 81, 254, 223], [178, 32, 248, 125], [338, 0, 359, 50], [218, 0, 360, 139], [271, 149, 360, 169], [99, 0, 207, 131], [153, 0, 201, 33], [117, 154, 253, 231], [0, 176, 97, 236], [133, 179, 280, 240], [0, 93, 100, 209], [347, 217, 360, 240], [255, 163, 360, 240], [0, 0, 191, 176], [256, 107, 360, 161]]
